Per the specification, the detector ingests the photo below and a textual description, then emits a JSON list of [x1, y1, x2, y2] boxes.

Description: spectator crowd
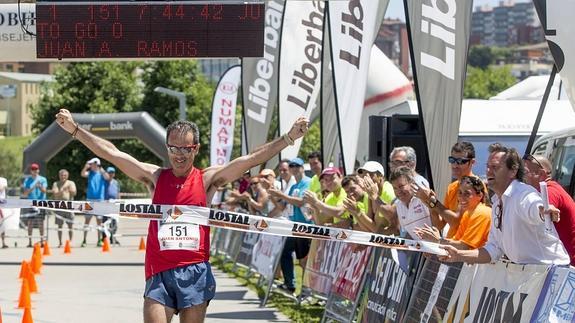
[[211, 143, 575, 294]]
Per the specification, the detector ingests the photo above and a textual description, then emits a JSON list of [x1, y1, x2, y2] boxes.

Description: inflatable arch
[[23, 112, 169, 171]]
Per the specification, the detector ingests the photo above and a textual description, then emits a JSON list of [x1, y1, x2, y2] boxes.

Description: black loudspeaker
[[368, 115, 431, 182]]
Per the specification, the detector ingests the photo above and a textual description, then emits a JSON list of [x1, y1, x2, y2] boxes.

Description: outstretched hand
[[55, 108, 77, 134], [287, 117, 310, 141]]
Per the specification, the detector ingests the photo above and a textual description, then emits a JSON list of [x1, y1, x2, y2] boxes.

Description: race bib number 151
[[157, 222, 200, 251]]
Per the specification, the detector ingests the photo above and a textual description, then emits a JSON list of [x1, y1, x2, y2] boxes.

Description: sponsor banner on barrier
[[303, 240, 345, 296], [360, 248, 420, 323], [331, 245, 372, 300], [532, 266, 575, 322], [2, 198, 447, 256], [444, 262, 549, 323], [235, 232, 260, 267], [251, 234, 284, 278], [404, 257, 462, 323]]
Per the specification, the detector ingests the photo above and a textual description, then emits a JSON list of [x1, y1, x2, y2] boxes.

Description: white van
[[531, 126, 575, 197]]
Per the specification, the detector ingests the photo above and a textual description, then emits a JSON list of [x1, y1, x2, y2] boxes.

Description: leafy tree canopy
[[464, 66, 517, 99]]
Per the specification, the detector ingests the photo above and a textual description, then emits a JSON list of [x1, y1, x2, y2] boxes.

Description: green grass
[[211, 255, 325, 323]]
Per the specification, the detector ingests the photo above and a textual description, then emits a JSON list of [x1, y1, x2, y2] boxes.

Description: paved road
[[0, 215, 288, 323]]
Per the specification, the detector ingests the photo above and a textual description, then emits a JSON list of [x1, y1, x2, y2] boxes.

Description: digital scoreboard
[[35, 2, 265, 59]]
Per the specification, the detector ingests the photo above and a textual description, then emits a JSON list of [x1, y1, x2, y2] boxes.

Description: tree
[[464, 66, 517, 99], [31, 60, 250, 197], [140, 61, 216, 169], [468, 45, 493, 69]]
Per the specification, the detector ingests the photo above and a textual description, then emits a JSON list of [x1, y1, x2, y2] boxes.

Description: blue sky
[[385, 0, 530, 20]]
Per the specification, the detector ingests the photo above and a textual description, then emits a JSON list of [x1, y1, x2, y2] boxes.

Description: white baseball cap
[[357, 161, 385, 176], [87, 157, 101, 166]]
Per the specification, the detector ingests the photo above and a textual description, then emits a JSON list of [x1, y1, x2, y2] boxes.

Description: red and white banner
[[210, 65, 241, 166], [303, 240, 345, 295], [328, 0, 387, 174], [251, 234, 284, 278], [278, 1, 325, 159], [331, 244, 372, 300]]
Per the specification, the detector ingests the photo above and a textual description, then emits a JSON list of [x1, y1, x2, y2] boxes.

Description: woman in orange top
[[415, 176, 491, 249]]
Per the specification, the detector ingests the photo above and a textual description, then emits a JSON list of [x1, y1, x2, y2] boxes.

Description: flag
[[210, 65, 241, 166], [328, 0, 388, 174], [278, 1, 325, 159], [404, 0, 473, 196]]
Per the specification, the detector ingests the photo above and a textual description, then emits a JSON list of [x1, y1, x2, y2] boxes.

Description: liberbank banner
[[278, 1, 324, 159], [533, 1, 575, 113], [0, 4, 36, 62], [328, 0, 387, 174], [241, 0, 284, 162], [404, 0, 472, 194]]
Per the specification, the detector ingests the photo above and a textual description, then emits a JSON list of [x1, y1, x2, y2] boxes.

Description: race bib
[[157, 221, 200, 251]]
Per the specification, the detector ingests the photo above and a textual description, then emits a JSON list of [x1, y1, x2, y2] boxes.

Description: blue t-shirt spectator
[[87, 170, 106, 200], [288, 176, 312, 224], [105, 179, 119, 200], [23, 176, 48, 200]]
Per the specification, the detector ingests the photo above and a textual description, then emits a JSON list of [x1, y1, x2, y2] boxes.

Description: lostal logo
[[208, 210, 250, 229], [119, 203, 163, 219], [167, 207, 183, 220], [255, 219, 269, 231], [79, 203, 93, 211], [369, 235, 408, 249], [291, 223, 330, 239], [335, 230, 349, 240], [32, 199, 74, 210]]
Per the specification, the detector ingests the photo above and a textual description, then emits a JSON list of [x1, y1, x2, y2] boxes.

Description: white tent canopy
[[490, 74, 568, 101]]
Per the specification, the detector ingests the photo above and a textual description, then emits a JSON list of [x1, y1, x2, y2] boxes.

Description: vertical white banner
[[278, 1, 325, 159], [210, 65, 241, 166], [329, 0, 387, 174], [533, 1, 575, 112]]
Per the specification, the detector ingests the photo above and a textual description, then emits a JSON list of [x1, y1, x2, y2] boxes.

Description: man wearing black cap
[[268, 157, 312, 294]]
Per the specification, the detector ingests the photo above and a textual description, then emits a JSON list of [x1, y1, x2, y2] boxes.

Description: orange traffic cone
[[25, 268, 37, 294], [64, 240, 71, 254], [19, 261, 31, 279], [42, 241, 51, 256], [30, 252, 41, 275], [21, 307, 33, 323], [102, 237, 110, 252], [138, 237, 146, 251], [17, 279, 31, 309]]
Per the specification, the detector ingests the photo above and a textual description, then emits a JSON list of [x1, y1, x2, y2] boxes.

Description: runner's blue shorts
[[144, 261, 216, 311]]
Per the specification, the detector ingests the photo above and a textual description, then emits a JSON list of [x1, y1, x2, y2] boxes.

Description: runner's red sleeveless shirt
[[145, 167, 209, 280]]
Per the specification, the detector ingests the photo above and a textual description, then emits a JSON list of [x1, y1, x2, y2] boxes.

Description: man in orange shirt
[[415, 142, 479, 236], [415, 176, 491, 249]]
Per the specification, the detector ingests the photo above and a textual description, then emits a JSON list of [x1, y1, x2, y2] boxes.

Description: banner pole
[[525, 65, 557, 155]]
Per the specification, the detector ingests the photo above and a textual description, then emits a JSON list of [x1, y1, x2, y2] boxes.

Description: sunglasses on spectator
[[167, 144, 198, 155], [448, 156, 471, 165], [522, 154, 544, 170]]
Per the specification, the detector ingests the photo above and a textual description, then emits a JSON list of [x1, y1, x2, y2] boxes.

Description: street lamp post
[[154, 86, 187, 121]]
